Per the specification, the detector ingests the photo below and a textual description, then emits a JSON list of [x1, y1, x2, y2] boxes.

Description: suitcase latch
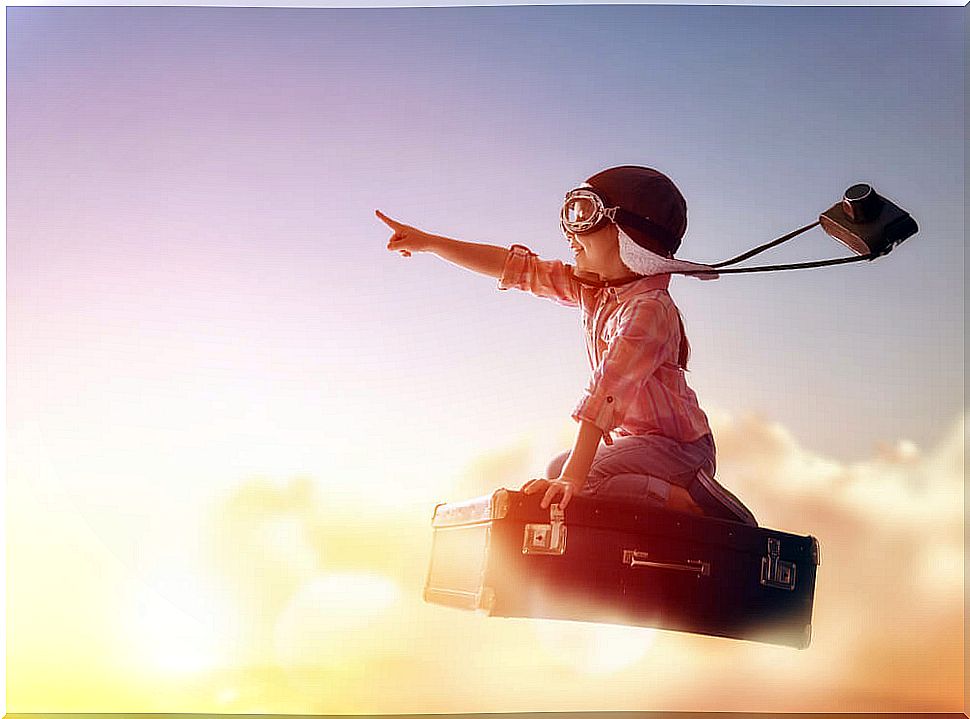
[[761, 537, 797, 590], [523, 503, 567, 556]]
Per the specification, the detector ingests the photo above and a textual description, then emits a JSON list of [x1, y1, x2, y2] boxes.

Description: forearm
[[428, 235, 509, 279], [561, 420, 604, 488]]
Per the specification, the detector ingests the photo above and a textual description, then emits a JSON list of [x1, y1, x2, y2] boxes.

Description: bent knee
[[545, 451, 571, 479]]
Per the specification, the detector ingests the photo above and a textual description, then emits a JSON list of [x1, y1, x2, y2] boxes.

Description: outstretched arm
[[377, 210, 580, 306], [376, 209, 508, 279]]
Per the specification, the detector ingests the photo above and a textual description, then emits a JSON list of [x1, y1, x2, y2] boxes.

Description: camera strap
[[572, 217, 887, 285], [679, 220, 877, 276], [712, 221, 821, 268]]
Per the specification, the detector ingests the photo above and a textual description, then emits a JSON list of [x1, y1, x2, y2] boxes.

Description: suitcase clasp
[[761, 537, 797, 590], [523, 503, 567, 555]]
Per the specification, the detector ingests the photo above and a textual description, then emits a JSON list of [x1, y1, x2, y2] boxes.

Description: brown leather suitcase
[[424, 488, 820, 649]]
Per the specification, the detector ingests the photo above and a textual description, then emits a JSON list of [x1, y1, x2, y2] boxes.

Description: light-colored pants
[[546, 433, 757, 525]]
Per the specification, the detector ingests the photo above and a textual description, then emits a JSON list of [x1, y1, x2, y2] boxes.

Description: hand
[[375, 210, 438, 257], [522, 475, 584, 510]]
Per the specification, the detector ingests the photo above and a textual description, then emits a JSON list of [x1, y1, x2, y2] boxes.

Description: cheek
[[587, 239, 610, 257]]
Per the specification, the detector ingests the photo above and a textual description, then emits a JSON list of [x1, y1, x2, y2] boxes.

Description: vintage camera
[[819, 183, 918, 258]]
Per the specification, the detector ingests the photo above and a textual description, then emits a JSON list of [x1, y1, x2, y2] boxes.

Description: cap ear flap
[[617, 229, 670, 274], [616, 226, 719, 280], [615, 219, 676, 258]]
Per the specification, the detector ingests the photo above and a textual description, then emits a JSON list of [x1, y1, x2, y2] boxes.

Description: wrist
[[559, 471, 586, 489], [425, 233, 448, 254]]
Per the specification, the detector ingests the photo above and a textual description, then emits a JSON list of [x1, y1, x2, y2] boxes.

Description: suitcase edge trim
[[432, 489, 510, 528]]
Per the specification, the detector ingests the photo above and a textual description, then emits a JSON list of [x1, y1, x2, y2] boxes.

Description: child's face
[[566, 223, 621, 277]]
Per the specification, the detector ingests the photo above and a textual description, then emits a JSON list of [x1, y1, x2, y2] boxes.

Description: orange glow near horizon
[[6, 410, 963, 713]]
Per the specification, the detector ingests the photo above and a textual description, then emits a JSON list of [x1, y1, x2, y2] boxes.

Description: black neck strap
[[569, 268, 648, 289]]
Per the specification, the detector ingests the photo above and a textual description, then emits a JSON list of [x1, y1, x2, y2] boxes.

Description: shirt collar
[[608, 272, 670, 301]]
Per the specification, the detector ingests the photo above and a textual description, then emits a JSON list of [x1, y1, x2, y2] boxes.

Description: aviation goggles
[[560, 186, 678, 254]]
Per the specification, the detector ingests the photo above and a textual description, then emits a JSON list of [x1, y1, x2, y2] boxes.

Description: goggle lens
[[564, 196, 596, 225], [562, 190, 606, 233]]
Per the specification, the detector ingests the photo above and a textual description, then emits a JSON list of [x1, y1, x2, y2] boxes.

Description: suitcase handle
[[622, 549, 711, 577]]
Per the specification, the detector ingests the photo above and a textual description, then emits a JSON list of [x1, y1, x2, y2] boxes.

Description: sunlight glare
[[126, 584, 222, 674], [273, 572, 401, 669], [533, 619, 656, 674]]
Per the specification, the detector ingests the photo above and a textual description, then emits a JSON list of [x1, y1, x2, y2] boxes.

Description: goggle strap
[[610, 207, 678, 255]]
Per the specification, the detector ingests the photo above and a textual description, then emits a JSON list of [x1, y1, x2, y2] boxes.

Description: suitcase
[[424, 488, 820, 649]]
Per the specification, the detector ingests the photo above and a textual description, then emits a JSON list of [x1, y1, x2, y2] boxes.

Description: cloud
[[455, 437, 534, 496], [202, 472, 433, 669], [695, 410, 965, 711], [197, 411, 964, 712], [709, 410, 962, 535], [272, 572, 401, 669]]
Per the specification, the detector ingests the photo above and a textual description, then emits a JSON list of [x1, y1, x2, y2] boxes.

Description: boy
[[377, 165, 756, 525]]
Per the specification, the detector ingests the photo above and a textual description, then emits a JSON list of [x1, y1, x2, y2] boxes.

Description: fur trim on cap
[[617, 227, 719, 280]]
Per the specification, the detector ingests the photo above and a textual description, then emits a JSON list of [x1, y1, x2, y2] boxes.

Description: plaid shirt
[[498, 244, 713, 443]]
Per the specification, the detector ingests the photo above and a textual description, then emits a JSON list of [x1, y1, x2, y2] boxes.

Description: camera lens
[[844, 183, 871, 202], [842, 183, 882, 223]]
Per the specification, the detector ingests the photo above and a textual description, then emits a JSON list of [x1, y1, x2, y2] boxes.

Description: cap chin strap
[[570, 271, 643, 289]]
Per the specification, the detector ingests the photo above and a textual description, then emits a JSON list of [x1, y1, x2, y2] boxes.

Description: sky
[[4, 4, 966, 714]]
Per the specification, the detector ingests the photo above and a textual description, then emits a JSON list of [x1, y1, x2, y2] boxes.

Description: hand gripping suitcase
[[424, 488, 820, 649]]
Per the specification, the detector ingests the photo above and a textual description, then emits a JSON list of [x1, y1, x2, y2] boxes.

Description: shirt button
[[606, 396, 614, 403]]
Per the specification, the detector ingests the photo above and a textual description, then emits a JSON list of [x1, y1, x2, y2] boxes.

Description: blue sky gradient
[[5, 6, 966, 713], [8, 6, 963, 462]]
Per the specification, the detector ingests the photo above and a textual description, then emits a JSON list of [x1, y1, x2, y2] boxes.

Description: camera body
[[819, 183, 918, 258]]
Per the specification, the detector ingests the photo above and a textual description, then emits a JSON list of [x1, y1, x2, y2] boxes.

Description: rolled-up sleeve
[[498, 244, 580, 307], [572, 298, 669, 433]]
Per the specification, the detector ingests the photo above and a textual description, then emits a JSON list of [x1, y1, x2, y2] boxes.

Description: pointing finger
[[375, 209, 402, 229]]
